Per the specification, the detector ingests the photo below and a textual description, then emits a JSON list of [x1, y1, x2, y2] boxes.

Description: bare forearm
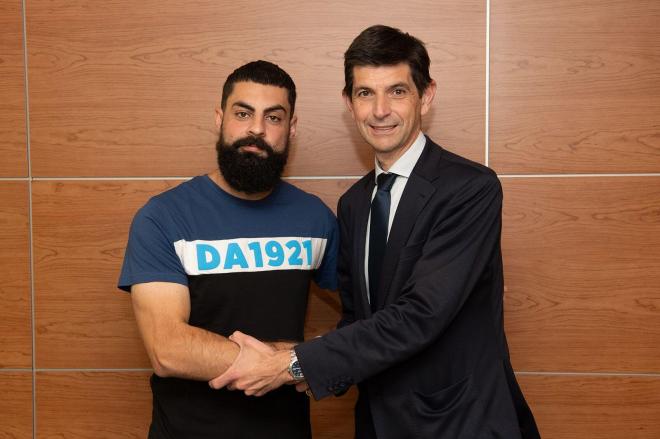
[[151, 324, 239, 381]]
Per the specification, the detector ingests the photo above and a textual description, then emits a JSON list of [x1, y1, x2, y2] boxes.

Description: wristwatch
[[287, 350, 304, 381]]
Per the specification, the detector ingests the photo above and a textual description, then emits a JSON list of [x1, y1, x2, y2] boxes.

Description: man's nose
[[248, 117, 266, 137], [373, 94, 391, 119]]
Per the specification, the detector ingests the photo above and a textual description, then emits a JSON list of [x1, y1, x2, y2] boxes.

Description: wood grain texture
[[289, 178, 357, 215], [32, 180, 181, 368], [518, 374, 660, 439], [0, 0, 27, 177], [36, 372, 151, 439], [0, 372, 32, 439], [0, 182, 31, 368], [27, 0, 484, 177], [502, 177, 660, 372], [311, 387, 357, 439], [490, 0, 660, 174]]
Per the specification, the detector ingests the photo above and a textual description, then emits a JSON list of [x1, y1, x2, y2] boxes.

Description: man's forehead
[[227, 81, 290, 111], [352, 63, 414, 87]]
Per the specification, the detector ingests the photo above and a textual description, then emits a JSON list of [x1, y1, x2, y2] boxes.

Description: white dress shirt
[[365, 131, 427, 300]]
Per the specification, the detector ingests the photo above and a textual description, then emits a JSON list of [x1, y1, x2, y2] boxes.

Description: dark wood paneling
[[502, 177, 660, 372], [0, 182, 31, 368], [36, 372, 151, 438], [0, 0, 27, 177], [519, 374, 660, 439], [32, 180, 180, 368], [27, 0, 484, 177], [491, 0, 660, 174], [0, 372, 32, 439]]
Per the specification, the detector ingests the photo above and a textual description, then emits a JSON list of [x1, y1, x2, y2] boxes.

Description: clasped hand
[[208, 331, 309, 397]]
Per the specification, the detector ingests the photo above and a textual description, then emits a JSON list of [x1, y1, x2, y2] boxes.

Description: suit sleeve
[[336, 195, 356, 329], [296, 173, 503, 399]]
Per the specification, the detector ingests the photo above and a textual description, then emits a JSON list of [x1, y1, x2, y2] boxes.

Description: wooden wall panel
[[311, 387, 357, 439], [0, 372, 32, 439], [0, 182, 31, 368], [0, 0, 27, 177], [27, 0, 484, 177], [518, 374, 660, 439], [490, 0, 660, 174], [31, 180, 180, 368], [502, 177, 660, 372], [36, 372, 151, 438], [290, 178, 357, 214]]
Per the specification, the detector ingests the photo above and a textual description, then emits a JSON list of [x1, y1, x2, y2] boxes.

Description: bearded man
[[118, 60, 338, 439]]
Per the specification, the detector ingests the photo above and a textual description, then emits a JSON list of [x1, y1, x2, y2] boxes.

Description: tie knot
[[376, 173, 397, 192]]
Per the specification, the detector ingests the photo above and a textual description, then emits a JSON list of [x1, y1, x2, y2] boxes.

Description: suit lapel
[[354, 172, 375, 318], [376, 141, 439, 310]]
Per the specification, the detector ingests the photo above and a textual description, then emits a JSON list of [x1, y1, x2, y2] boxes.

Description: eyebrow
[[232, 101, 287, 114], [388, 82, 411, 90], [353, 82, 411, 93]]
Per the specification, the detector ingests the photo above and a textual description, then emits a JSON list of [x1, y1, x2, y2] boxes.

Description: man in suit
[[210, 25, 541, 439]]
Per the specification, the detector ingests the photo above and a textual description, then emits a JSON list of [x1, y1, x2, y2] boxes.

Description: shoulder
[[131, 177, 207, 231], [421, 139, 501, 195], [278, 181, 336, 222], [338, 172, 372, 206]]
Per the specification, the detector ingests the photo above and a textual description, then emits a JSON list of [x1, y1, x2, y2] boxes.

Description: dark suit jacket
[[296, 138, 540, 439]]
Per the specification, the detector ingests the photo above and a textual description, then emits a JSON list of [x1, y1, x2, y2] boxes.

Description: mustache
[[231, 136, 274, 153]]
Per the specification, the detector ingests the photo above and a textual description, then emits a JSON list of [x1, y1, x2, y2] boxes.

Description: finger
[[254, 384, 275, 397], [209, 370, 236, 389], [242, 333, 276, 353], [230, 331, 250, 349], [295, 381, 309, 392]]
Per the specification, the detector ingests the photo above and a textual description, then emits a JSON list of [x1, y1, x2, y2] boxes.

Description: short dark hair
[[221, 60, 296, 117], [343, 25, 432, 97]]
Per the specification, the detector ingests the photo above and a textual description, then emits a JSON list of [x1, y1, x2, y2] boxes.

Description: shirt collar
[[374, 131, 426, 179]]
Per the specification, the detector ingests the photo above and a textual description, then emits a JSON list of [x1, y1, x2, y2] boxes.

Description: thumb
[[209, 369, 236, 390]]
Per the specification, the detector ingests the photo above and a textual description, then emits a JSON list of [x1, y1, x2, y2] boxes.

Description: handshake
[[208, 331, 311, 398]]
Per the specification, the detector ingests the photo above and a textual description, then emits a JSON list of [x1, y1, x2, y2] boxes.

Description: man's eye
[[236, 111, 250, 118], [392, 88, 406, 96], [356, 90, 371, 97], [267, 115, 282, 123]]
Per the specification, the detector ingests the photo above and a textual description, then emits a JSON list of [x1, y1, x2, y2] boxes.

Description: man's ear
[[343, 92, 355, 119], [289, 114, 298, 139], [420, 80, 437, 116], [214, 106, 224, 130]]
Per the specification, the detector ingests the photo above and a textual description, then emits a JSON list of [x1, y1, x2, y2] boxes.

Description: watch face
[[291, 361, 304, 379]]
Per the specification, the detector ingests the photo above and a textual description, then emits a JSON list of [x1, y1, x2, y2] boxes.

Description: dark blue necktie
[[369, 172, 397, 311]]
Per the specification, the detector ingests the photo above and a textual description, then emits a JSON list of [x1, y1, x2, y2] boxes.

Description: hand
[[266, 341, 296, 351], [293, 380, 313, 398], [294, 381, 309, 393], [208, 331, 293, 397]]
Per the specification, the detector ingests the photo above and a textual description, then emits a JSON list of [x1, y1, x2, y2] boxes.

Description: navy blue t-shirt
[[119, 175, 338, 439]]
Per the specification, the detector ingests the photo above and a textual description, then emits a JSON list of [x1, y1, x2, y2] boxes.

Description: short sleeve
[[118, 201, 188, 292], [313, 211, 339, 291]]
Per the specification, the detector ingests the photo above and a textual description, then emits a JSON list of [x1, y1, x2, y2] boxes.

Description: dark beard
[[216, 134, 289, 194]]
